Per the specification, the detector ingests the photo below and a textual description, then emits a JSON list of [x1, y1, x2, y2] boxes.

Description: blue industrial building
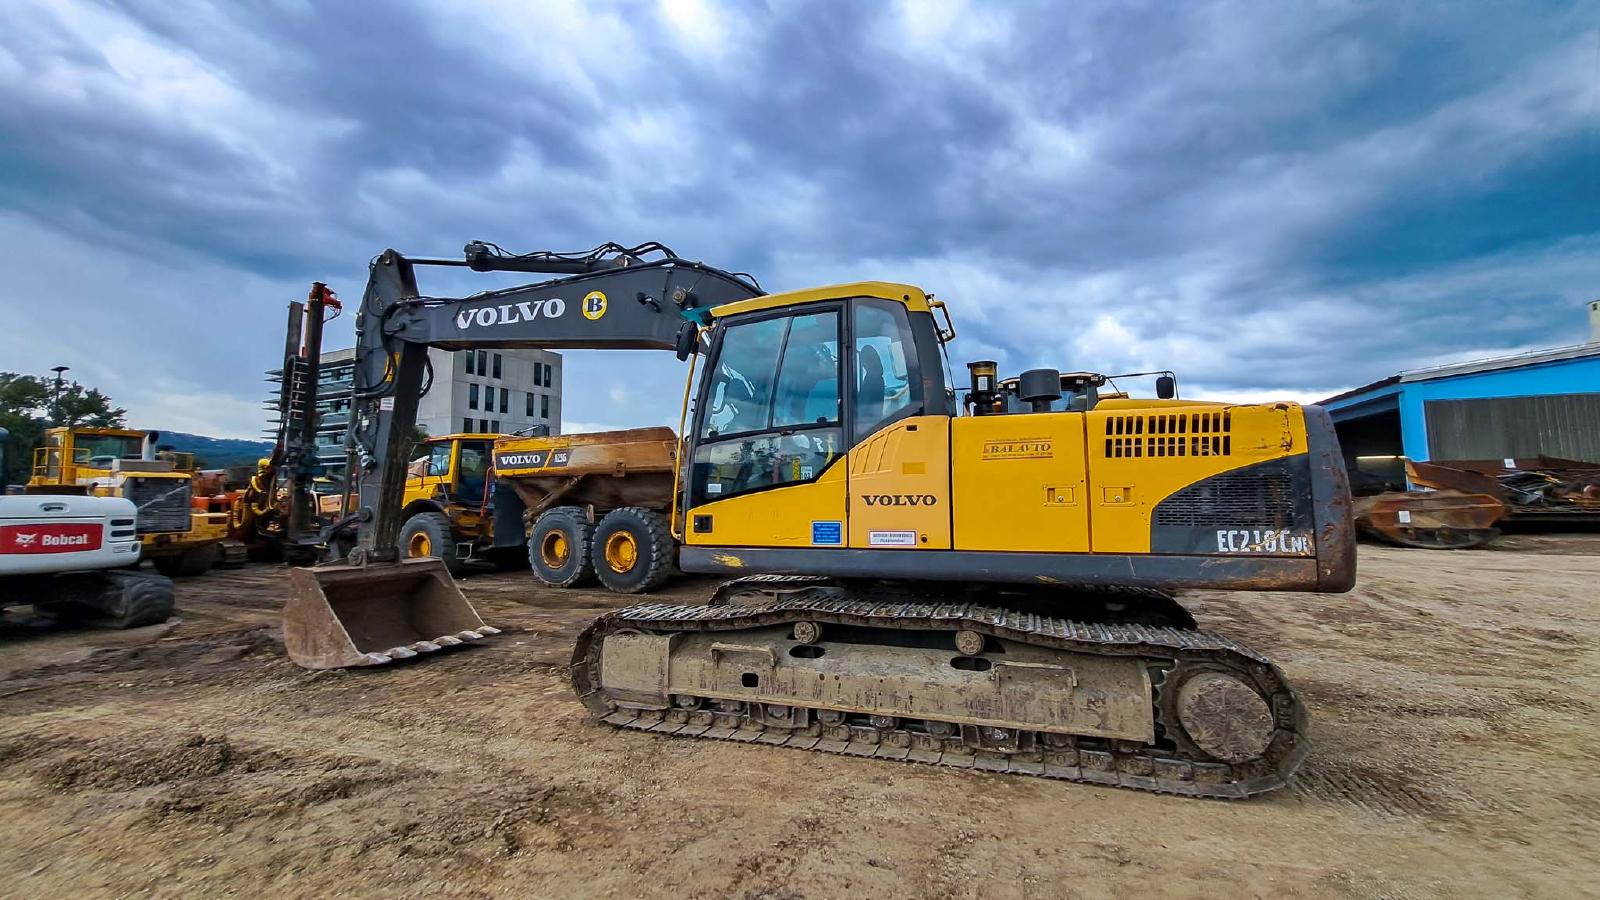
[[1318, 302, 1600, 488]]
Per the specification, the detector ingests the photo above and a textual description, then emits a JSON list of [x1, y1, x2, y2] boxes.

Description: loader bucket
[[284, 558, 499, 669]]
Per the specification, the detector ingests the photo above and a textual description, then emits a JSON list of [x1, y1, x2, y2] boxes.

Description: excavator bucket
[[284, 558, 499, 669]]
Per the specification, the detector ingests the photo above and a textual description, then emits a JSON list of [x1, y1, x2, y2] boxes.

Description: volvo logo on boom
[[860, 494, 938, 507], [454, 297, 567, 330]]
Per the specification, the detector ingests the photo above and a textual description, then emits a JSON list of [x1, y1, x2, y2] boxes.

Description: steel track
[[570, 586, 1309, 799]]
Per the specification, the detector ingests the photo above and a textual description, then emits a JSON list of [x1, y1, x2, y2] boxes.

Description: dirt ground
[[3, 537, 1598, 899]]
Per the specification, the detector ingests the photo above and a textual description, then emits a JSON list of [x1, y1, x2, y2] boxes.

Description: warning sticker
[[811, 521, 842, 545], [868, 530, 917, 546]]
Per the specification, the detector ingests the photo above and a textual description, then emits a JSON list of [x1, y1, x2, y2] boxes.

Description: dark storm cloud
[[0, 0, 1595, 436]]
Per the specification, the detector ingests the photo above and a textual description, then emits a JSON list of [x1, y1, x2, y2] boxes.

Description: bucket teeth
[[478, 625, 502, 636], [284, 559, 495, 670]]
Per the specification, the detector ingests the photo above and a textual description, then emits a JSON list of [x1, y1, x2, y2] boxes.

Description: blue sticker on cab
[[811, 521, 843, 545]]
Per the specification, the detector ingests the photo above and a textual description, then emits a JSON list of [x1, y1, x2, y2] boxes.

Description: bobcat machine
[[284, 240, 1355, 798], [0, 428, 175, 628]]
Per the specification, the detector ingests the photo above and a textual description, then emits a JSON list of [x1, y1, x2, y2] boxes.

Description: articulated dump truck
[[284, 240, 1355, 798]]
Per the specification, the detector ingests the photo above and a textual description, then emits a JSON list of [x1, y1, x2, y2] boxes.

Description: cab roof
[[426, 433, 506, 442], [709, 281, 931, 319], [51, 426, 145, 438]]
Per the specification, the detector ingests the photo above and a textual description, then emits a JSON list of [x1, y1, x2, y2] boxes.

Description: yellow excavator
[[285, 240, 1354, 798]]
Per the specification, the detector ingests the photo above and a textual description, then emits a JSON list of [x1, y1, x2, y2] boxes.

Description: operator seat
[[858, 345, 885, 428]]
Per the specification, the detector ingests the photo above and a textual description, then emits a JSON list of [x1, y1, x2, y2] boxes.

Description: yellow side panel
[[684, 462, 847, 548], [951, 414, 1090, 553], [846, 416, 951, 549], [1087, 402, 1309, 553], [403, 474, 448, 508]]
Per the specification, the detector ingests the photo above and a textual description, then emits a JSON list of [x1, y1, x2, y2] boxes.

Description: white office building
[[421, 348, 564, 437], [277, 348, 563, 475]]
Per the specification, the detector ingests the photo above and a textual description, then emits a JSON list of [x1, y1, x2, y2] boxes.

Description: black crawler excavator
[[285, 239, 1355, 798]]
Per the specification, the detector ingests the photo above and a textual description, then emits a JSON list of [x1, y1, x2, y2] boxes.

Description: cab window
[[699, 317, 786, 438], [693, 309, 842, 504], [457, 442, 490, 503], [426, 443, 452, 477], [852, 300, 920, 438]]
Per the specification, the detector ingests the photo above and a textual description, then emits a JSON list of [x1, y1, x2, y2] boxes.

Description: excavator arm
[[344, 242, 763, 563]]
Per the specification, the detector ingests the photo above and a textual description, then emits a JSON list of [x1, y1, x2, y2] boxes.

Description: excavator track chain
[[571, 586, 1309, 799]]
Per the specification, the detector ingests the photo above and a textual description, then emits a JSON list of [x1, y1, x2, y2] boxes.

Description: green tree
[[0, 372, 129, 485], [407, 426, 430, 461], [57, 383, 127, 428]]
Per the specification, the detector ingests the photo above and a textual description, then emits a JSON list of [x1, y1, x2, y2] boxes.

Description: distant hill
[[157, 432, 273, 469]]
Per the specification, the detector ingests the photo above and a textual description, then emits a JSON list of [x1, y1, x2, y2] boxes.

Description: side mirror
[[674, 322, 699, 361], [1155, 374, 1177, 400]]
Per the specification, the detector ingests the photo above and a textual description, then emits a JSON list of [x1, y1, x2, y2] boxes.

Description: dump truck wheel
[[529, 507, 596, 587], [399, 511, 465, 576], [592, 507, 673, 594], [152, 543, 220, 577]]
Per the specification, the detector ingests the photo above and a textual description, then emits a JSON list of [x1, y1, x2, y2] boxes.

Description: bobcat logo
[[14, 533, 36, 547]]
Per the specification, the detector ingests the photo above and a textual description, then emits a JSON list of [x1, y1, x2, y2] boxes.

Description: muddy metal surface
[[3, 539, 1598, 898]]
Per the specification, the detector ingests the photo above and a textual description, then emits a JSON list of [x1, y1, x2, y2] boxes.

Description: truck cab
[[396, 434, 503, 570], [407, 434, 496, 510]]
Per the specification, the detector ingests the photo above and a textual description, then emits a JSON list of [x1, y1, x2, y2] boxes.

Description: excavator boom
[[284, 242, 762, 668]]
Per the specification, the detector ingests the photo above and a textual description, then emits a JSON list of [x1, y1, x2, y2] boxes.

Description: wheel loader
[[283, 240, 1354, 798], [27, 426, 236, 576]]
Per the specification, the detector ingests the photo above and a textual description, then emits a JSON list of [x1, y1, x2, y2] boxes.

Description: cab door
[[846, 299, 950, 549], [684, 306, 849, 547]]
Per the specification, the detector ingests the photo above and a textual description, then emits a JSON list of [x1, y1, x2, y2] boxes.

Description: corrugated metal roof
[[1396, 341, 1600, 382], [1318, 341, 1600, 406]]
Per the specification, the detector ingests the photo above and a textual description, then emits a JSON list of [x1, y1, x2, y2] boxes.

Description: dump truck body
[[491, 426, 677, 514]]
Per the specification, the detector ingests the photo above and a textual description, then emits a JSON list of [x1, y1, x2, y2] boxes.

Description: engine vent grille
[[124, 477, 193, 534], [1154, 468, 1297, 528], [1104, 411, 1231, 459]]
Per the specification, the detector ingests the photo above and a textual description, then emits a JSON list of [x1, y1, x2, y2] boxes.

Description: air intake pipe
[[1017, 368, 1063, 413]]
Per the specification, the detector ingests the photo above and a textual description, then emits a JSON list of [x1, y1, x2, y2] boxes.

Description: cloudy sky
[[1, 0, 1595, 438]]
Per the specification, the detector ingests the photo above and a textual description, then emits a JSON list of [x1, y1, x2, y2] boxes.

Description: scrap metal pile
[[1353, 457, 1600, 550], [1409, 457, 1600, 521]]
